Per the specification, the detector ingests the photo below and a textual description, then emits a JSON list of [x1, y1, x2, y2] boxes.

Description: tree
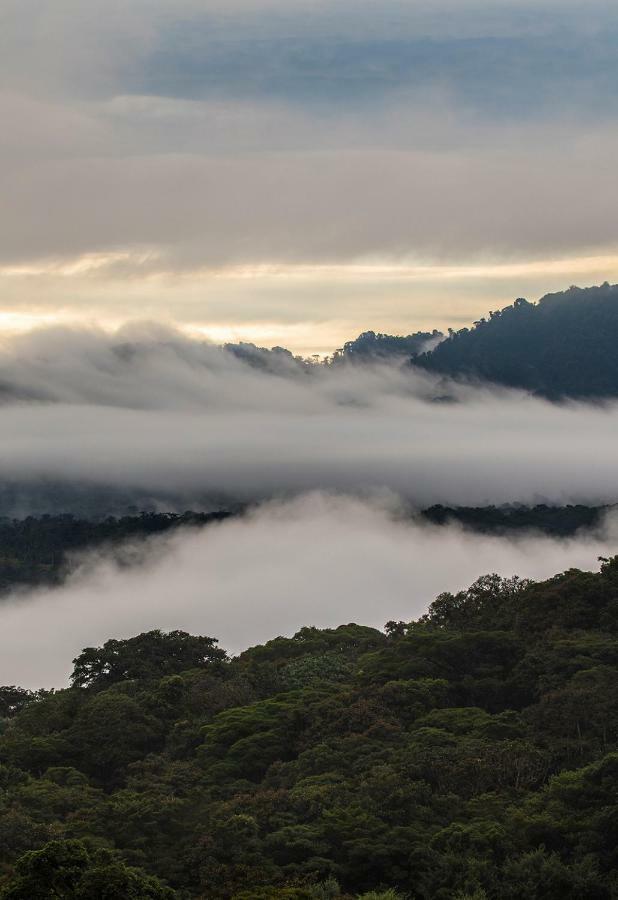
[[0, 687, 41, 718], [71, 630, 227, 689], [0, 840, 176, 899]]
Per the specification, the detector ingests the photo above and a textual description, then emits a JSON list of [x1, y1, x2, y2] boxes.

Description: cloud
[[2, 96, 618, 270], [1, 492, 617, 689], [1, 0, 618, 277], [1, 0, 618, 350], [0, 325, 618, 510]]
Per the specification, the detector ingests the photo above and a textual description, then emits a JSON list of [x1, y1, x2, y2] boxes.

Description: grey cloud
[[2, 128, 618, 266], [2, 0, 618, 271]]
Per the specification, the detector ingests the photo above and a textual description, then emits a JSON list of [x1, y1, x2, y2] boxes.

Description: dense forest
[[2, 557, 618, 898], [0, 505, 610, 596], [414, 283, 618, 398], [420, 504, 611, 537]]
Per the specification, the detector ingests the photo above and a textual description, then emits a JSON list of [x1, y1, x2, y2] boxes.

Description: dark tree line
[[420, 503, 610, 536], [0, 511, 233, 594]]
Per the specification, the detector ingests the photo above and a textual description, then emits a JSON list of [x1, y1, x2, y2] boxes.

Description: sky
[[2, 0, 618, 353]]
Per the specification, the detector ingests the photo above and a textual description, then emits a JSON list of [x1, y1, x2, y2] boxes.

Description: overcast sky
[[2, 0, 618, 352]]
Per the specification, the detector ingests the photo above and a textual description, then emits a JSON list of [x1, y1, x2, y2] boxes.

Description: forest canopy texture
[[2, 558, 618, 898]]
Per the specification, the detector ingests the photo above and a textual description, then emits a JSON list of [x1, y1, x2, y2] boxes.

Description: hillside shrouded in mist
[[1, 310, 618, 515], [3, 492, 618, 689], [3, 0, 618, 895]]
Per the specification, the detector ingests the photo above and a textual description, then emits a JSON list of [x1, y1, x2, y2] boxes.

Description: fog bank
[[0, 326, 618, 508], [2, 493, 617, 688]]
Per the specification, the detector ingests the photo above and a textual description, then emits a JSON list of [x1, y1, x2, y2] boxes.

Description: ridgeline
[[413, 282, 618, 398]]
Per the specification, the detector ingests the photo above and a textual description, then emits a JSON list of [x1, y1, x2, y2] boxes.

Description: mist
[[0, 325, 618, 509], [1, 492, 616, 689]]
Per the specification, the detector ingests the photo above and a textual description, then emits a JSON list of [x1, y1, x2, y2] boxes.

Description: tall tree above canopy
[[70, 630, 227, 690]]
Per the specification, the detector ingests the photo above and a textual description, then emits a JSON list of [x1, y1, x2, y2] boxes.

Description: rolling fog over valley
[[1, 317, 618, 689], [0, 323, 618, 510], [3, 1, 618, 894], [3, 492, 618, 689]]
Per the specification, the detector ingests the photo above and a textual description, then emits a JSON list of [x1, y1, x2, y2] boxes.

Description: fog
[[1, 492, 616, 689], [0, 326, 617, 509], [1, 326, 617, 688]]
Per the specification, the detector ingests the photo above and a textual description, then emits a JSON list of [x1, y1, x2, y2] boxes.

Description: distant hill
[[414, 282, 618, 398], [334, 329, 443, 362]]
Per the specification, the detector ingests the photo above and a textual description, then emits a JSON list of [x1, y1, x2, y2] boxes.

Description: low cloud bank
[[0, 325, 618, 508], [2, 492, 617, 688]]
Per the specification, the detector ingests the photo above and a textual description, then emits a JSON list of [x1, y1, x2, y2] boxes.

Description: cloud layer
[[2, 0, 618, 347], [0, 0, 618, 352], [0, 325, 618, 510], [2, 492, 617, 689]]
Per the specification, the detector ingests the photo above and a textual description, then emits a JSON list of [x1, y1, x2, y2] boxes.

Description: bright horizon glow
[[2, 250, 618, 283], [1, 250, 618, 356]]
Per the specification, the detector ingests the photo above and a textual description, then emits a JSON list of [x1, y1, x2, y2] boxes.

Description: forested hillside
[[414, 283, 618, 398], [2, 559, 618, 898]]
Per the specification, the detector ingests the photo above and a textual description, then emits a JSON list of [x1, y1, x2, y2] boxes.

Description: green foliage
[[308, 877, 341, 899], [2, 560, 618, 897], [0, 839, 176, 898], [0, 686, 43, 719], [419, 574, 531, 632], [71, 630, 227, 689], [356, 893, 404, 900]]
